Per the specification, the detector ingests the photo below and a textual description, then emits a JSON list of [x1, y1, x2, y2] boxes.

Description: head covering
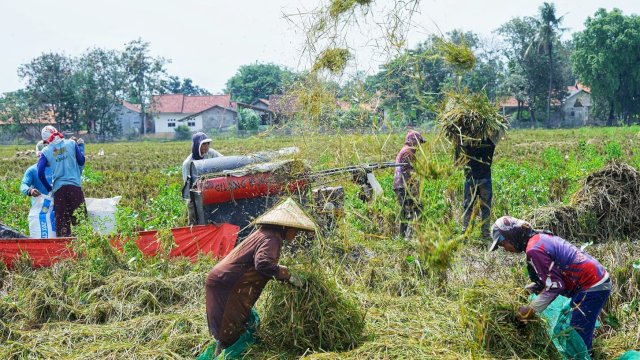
[[41, 126, 63, 144], [404, 130, 425, 147], [35, 140, 47, 157], [191, 132, 212, 160], [254, 198, 317, 232], [489, 216, 534, 252]]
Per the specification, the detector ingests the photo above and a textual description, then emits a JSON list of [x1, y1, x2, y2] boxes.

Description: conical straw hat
[[255, 198, 317, 231]]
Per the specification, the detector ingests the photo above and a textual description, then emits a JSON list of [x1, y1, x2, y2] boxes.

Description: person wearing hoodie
[[20, 140, 53, 204], [37, 126, 86, 237], [489, 216, 611, 357], [393, 130, 425, 237], [182, 132, 223, 224]]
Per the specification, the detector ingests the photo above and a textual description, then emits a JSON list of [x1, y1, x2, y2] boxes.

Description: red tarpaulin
[[0, 224, 239, 269]]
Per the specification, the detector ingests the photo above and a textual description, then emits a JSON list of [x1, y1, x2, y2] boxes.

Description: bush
[[174, 125, 191, 140], [238, 109, 260, 131]]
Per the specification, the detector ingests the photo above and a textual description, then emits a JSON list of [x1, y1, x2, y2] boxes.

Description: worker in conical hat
[[202, 198, 316, 359]]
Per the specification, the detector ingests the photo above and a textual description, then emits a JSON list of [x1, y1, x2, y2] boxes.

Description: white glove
[[77, 138, 85, 145], [289, 274, 303, 288]]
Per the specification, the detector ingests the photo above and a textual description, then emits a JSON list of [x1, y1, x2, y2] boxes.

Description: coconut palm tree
[[526, 2, 565, 122]]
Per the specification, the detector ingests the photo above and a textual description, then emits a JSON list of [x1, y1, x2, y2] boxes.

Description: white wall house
[[150, 94, 236, 134], [155, 112, 204, 133]]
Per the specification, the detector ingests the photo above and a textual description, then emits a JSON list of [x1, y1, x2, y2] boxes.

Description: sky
[[1, 0, 638, 95]]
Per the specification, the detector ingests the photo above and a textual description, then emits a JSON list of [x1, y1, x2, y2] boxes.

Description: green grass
[[0, 127, 639, 359]]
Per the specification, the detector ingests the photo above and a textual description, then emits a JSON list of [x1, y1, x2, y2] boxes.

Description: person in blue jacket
[[20, 141, 52, 204], [37, 126, 86, 237]]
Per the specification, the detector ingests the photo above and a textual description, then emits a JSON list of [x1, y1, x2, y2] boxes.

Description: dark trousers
[[462, 177, 492, 237], [570, 287, 611, 353], [395, 188, 421, 237], [53, 185, 86, 237]]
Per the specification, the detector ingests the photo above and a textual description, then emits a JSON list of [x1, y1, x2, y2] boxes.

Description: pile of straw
[[438, 90, 508, 145], [530, 161, 640, 242], [259, 267, 365, 353]]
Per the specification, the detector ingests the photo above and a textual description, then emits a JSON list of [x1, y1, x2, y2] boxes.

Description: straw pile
[[438, 90, 508, 146], [530, 161, 640, 242], [258, 267, 365, 353]]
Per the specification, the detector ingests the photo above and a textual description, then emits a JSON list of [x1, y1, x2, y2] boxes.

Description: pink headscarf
[[41, 126, 63, 144]]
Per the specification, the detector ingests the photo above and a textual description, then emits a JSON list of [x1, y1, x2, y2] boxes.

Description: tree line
[[1, 4, 639, 138], [0, 39, 209, 138]]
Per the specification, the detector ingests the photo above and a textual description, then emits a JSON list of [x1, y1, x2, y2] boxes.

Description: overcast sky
[[1, 0, 638, 95]]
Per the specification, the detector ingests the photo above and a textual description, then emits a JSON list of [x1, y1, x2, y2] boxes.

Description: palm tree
[[526, 2, 565, 122]]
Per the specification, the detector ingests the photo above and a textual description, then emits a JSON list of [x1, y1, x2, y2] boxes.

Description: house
[[499, 83, 593, 127], [0, 109, 57, 140], [558, 84, 591, 126], [112, 101, 143, 136], [149, 94, 238, 134]]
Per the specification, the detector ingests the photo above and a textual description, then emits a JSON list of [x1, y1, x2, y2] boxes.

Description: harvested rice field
[[1, 127, 640, 359]]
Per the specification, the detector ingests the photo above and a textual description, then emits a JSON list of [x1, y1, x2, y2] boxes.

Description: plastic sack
[[198, 308, 260, 360], [85, 196, 121, 235], [28, 195, 56, 238], [618, 351, 640, 360], [367, 172, 384, 198], [530, 294, 592, 360]]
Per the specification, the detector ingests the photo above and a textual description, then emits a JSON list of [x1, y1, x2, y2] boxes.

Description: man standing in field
[[458, 134, 496, 239], [182, 132, 223, 225], [393, 130, 425, 238], [37, 126, 86, 237], [489, 216, 611, 357]]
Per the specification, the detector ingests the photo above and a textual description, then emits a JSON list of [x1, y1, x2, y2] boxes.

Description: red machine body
[[200, 173, 307, 205]]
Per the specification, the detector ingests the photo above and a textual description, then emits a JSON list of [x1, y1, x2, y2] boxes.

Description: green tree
[[174, 124, 191, 140], [161, 76, 210, 95], [0, 89, 40, 138], [122, 39, 168, 134], [572, 8, 640, 125], [237, 108, 260, 131], [497, 16, 568, 125], [225, 63, 295, 104], [76, 48, 127, 137], [17, 52, 80, 131], [527, 2, 565, 121]]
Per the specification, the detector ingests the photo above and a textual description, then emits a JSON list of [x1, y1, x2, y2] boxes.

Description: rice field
[[0, 126, 639, 359]]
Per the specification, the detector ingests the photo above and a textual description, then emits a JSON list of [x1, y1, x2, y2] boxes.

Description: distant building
[[0, 109, 57, 139], [149, 94, 238, 134], [499, 83, 593, 127], [113, 101, 143, 136], [557, 84, 592, 126]]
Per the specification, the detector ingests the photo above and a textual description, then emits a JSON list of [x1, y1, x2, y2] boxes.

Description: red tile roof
[[499, 97, 526, 107], [122, 101, 141, 113], [0, 109, 57, 126], [150, 94, 234, 114]]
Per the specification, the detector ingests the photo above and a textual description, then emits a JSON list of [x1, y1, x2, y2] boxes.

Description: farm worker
[[458, 134, 496, 239], [202, 198, 316, 359], [393, 130, 425, 237], [37, 126, 86, 237], [20, 140, 52, 204], [182, 132, 223, 225], [489, 216, 611, 356]]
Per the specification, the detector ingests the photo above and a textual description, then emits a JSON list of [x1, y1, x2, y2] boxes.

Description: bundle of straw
[[436, 39, 476, 73], [259, 268, 365, 353], [312, 48, 351, 74], [438, 90, 508, 146]]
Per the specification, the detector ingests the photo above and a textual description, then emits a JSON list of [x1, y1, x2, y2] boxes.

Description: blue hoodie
[[21, 163, 53, 204], [38, 139, 85, 193]]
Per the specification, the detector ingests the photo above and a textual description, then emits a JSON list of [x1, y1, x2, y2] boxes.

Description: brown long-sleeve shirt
[[205, 226, 290, 346]]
